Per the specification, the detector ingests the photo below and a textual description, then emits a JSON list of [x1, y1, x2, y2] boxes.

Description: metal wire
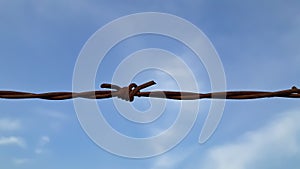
[[0, 80, 300, 102]]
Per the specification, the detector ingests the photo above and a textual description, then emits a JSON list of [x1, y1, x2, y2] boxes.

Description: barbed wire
[[0, 80, 300, 102]]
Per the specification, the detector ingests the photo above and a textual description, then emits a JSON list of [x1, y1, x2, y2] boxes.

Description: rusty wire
[[0, 80, 300, 102]]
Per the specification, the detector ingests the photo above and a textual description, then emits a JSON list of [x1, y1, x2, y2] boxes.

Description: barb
[[0, 80, 300, 101]]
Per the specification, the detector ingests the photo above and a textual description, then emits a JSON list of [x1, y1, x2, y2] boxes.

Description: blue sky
[[1, 0, 300, 168]]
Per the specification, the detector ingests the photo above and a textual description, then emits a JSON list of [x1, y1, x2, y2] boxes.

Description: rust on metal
[[0, 81, 300, 102]]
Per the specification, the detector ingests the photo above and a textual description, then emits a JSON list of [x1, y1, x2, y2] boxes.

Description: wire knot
[[115, 83, 138, 101], [100, 81, 156, 102]]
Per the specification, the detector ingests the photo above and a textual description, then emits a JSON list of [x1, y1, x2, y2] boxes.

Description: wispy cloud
[[114, 49, 201, 92], [150, 146, 195, 169], [201, 109, 300, 169], [35, 108, 67, 120], [33, 107, 69, 131], [12, 158, 31, 165], [151, 155, 177, 169], [0, 136, 26, 148], [35, 136, 50, 154], [0, 118, 21, 131]]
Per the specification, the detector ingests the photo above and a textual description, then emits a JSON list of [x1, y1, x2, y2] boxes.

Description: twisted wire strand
[[0, 80, 300, 101]]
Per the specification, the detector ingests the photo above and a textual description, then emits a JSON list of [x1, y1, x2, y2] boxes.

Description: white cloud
[[34, 149, 43, 155], [35, 108, 67, 120], [151, 155, 176, 169], [0, 118, 21, 131], [150, 146, 195, 169], [33, 107, 68, 131], [35, 136, 50, 154], [13, 158, 31, 165], [40, 136, 50, 144], [201, 109, 300, 169], [0, 136, 26, 148], [118, 50, 201, 91]]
